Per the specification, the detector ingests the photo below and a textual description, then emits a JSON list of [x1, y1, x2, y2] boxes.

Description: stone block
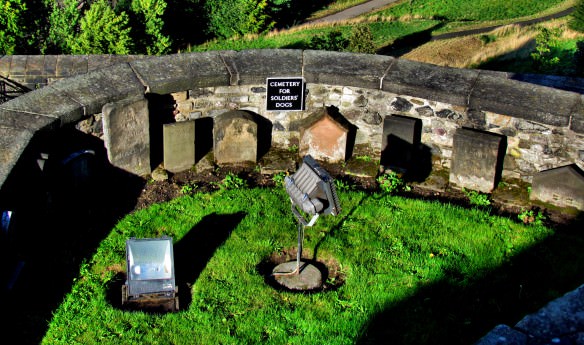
[[130, 52, 230, 94], [8, 55, 27, 78], [0, 127, 35, 188], [303, 50, 394, 90], [297, 107, 351, 163], [0, 108, 59, 132], [102, 98, 151, 176], [0, 55, 11, 76], [50, 63, 145, 116], [213, 110, 258, 164], [473, 324, 528, 345], [381, 115, 422, 172], [469, 73, 575, 127], [449, 128, 505, 193], [0, 85, 84, 124], [383, 59, 478, 107], [530, 164, 584, 211], [222, 49, 303, 85], [163, 121, 195, 173], [570, 95, 584, 134]]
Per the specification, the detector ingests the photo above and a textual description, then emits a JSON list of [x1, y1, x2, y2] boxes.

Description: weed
[[272, 172, 287, 187], [462, 188, 491, 207], [355, 155, 373, 162], [376, 172, 410, 194], [180, 182, 198, 195], [216, 172, 248, 190], [518, 208, 546, 225], [288, 145, 299, 153], [334, 178, 353, 192]]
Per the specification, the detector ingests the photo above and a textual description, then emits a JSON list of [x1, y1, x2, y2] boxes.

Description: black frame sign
[[266, 77, 305, 111]]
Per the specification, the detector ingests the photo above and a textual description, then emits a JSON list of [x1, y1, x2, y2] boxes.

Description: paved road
[[307, 0, 400, 24]]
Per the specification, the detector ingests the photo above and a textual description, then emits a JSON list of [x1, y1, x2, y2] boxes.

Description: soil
[[132, 160, 581, 230]]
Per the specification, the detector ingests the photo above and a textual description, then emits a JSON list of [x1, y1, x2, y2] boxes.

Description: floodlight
[[122, 236, 178, 312], [273, 155, 341, 290]]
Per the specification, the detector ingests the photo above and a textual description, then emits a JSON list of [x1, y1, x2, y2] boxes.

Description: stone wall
[[1, 50, 584, 211]]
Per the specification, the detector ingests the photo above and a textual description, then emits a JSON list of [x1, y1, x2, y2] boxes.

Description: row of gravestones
[[155, 106, 584, 211]]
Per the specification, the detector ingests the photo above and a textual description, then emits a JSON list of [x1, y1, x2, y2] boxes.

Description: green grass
[[41, 186, 584, 344]]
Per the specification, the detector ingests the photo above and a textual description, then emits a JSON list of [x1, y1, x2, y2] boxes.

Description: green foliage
[[204, 0, 274, 39], [569, 0, 584, 32], [376, 172, 411, 194], [308, 29, 348, 51], [347, 24, 376, 54], [71, 0, 133, 54], [271, 171, 287, 187], [44, 0, 81, 53], [531, 26, 562, 73], [216, 172, 248, 190], [462, 188, 491, 207], [334, 178, 353, 192], [0, 0, 26, 54], [180, 182, 199, 195], [518, 208, 547, 225], [130, 0, 172, 54]]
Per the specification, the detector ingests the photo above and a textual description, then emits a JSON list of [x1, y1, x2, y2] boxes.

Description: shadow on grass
[[377, 22, 445, 57], [357, 215, 584, 345], [0, 128, 147, 344], [173, 212, 246, 309]]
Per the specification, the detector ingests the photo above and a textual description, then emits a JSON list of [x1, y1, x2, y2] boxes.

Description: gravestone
[[213, 110, 258, 164], [297, 107, 350, 163], [381, 115, 422, 173], [530, 165, 584, 211], [163, 121, 195, 173], [102, 98, 151, 176], [449, 128, 504, 193]]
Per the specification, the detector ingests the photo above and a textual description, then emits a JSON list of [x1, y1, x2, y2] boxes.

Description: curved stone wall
[[1, 50, 584, 210]]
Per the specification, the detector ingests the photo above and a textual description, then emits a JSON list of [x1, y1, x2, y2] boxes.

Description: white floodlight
[[122, 236, 178, 312]]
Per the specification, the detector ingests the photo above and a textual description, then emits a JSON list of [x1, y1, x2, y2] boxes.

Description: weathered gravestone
[[449, 127, 505, 193], [296, 107, 351, 163], [102, 98, 151, 176], [530, 164, 584, 211], [381, 114, 422, 173], [213, 110, 258, 164], [163, 121, 195, 173]]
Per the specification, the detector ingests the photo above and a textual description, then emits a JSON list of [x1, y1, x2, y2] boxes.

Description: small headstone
[[449, 128, 504, 193], [163, 121, 195, 173], [213, 110, 258, 164], [381, 115, 421, 173], [530, 165, 584, 211], [102, 98, 151, 176], [297, 107, 350, 163]]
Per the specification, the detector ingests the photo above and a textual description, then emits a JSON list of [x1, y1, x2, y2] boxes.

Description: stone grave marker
[[297, 107, 350, 163], [213, 110, 258, 164], [163, 121, 195, 173], [449, 127, 504, 193], [102, 98, 151, 176], [530, 164, 584, 211], [381, 114, 422, 173]]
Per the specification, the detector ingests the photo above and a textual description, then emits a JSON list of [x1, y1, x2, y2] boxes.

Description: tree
[[204, 0, 274, 39], [44, 0, 81, 53], [1, 0, 27, 54], [569, 0, 584, 32], [130, 0, 172, 55], [347, 25, 376, 54], [307, 30, 348, 51], [530, 26, 562, 73], [71, 0, 133, 54]]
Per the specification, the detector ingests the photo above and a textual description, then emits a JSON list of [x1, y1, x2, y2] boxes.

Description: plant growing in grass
[[180, 182, 198, 195], [334, 178, 353, 192], [531, 26, 562, 73], [462, 188, 491, 207], [216, 172, 247, 190], [271, 171, 287, 186], [518, 208, 546, 225], [376, 171, 410, 194]]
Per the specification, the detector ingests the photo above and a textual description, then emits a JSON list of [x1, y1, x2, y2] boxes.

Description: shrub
[[377, 172, 410, 194], [347, 25, 376, 54], [308, 30, 348, 51]]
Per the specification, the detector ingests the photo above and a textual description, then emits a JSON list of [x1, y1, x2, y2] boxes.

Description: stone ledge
[[0, 126, 36, 189], [303, 50, 394, 90], [222, 49, 303, 85]]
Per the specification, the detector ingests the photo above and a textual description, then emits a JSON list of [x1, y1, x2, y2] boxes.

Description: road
[[307, 0, 400, 24]]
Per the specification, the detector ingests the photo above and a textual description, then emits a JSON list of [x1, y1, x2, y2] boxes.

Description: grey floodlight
[[122, 236, 178, 312], [273, 155, 341, 290]]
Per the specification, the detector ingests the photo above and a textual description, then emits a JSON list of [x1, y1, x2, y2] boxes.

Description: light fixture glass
[[125, 237, 175, 297]]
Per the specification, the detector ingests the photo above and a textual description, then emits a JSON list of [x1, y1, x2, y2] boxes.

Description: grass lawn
[[40, 184, 584, 344]]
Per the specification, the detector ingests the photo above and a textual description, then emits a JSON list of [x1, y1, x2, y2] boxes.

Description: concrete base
[[272, 261, 323, 291]]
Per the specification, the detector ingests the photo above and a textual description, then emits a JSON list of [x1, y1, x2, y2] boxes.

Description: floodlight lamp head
[[284, 155, 341, 225], [125, 236, 175, 297]]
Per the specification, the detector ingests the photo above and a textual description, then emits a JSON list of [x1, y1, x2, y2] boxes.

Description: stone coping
[[1, 50, 584, 192]]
